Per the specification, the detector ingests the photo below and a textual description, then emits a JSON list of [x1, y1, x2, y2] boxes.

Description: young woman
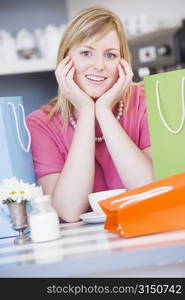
[[26, 6, 154, 222]]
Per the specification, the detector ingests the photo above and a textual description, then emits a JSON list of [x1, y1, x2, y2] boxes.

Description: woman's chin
[[85, 90, 106, 100]]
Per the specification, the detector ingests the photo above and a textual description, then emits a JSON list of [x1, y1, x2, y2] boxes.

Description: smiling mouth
[[85, 75, 107, 82]]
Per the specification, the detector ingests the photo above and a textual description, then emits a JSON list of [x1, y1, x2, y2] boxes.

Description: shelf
[[0, 58, 56, 75]]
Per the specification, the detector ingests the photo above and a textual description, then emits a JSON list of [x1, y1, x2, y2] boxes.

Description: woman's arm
[[95, 108, 153, 189], [39, 107, 95, 223], [39, 57, 95, 222], [96, 59, 154, 189]]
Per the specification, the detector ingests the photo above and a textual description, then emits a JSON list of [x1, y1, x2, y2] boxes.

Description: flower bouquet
[[0, 177, 42, 244]]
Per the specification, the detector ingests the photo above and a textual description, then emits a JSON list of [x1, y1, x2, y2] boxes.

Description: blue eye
[[80, 50, 91, 57], [106, 53, 117, 59]]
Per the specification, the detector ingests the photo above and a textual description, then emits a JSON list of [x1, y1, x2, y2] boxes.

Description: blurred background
[[0, 0, 185, 114]]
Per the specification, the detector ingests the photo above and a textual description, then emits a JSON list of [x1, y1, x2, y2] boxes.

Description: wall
[[66, 0, 185, 29], [0, 0, 68, 34], [0, 72, 57, 114]]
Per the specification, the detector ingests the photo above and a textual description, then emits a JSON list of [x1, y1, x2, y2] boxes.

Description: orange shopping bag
[[99, 172, 185, 238]]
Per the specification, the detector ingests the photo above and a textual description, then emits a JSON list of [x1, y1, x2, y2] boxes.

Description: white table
[[0, 221, 185, 277]]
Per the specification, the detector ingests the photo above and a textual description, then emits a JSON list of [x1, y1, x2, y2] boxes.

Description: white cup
[[88, 189, 126, 215]]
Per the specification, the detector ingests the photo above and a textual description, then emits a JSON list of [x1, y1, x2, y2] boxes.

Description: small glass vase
[[7, 201, 31, 245]]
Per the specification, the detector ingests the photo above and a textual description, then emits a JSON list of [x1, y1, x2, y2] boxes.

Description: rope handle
[[110, 186, 173, 208], [8, 102, 31, 152], [155, 76, 185, 134]]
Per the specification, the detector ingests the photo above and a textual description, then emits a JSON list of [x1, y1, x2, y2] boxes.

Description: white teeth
[[86, 75, 106, 81]]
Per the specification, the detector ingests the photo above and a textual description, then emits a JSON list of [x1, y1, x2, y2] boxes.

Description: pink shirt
[[26, 85, 150, 191]]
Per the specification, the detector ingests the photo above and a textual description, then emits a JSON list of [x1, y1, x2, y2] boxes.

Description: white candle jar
[[28, 195, 61, 242]]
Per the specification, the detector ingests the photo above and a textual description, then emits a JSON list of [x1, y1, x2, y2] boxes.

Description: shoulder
[[128, 83, 147, 114], [121, 83, 150, 148], [130, 82, 145, 102], [26, 105, 62, 128], [26, 105, 50, 122], [123, 83, 147, 126]]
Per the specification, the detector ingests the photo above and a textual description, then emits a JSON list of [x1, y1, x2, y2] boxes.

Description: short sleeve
[[26, 111, 65, 180], [138, 86, 151, 150]]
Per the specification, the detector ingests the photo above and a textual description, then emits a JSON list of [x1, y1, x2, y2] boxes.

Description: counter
[[0, 221, 185, 277]]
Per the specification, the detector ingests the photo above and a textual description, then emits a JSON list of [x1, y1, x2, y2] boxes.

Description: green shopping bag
[[144, 68, 185, 180]]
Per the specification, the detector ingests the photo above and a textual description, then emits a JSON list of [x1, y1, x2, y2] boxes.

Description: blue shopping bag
[[0, 96, 36, 238]]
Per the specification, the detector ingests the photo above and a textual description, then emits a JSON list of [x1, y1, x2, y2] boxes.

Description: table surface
[[0, 221, 185, 278]]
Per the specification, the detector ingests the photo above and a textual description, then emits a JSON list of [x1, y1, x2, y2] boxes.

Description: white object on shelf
[[34, 28, 45, 58], [43, 24, 61, 59], [138, 14, 153, 34], [0, 58, 56, 75], [34, 24, 66, 59], [16, 29, 35, 51], [125, 15, 138, 37], [0, 30, 18, 62]]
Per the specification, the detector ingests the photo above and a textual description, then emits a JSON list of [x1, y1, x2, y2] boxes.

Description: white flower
[[0, 177, 43, 205]]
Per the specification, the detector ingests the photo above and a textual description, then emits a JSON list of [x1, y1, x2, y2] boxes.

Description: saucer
[[79, 212, 106, 223]]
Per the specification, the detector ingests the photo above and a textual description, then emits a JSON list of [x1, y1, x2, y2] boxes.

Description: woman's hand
[[96, 59, 133, 112], [55, 56, 94, 113]]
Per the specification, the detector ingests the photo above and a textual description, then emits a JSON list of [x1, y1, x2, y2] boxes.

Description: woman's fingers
[[112, 64, 125, 91], [56, 59, 73, 80], [55, 56, 72, 81], [120, 59, 134, 82], [110, 61, 132, 101], [56, 56, 70, 71], [55, 57, 75, 95], [118, 64, 125, 82], [55, 56, 93, 112], [66, 65, 75, 81]]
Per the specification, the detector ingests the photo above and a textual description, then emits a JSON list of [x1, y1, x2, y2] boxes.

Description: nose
[[93, 54, 105, 71]]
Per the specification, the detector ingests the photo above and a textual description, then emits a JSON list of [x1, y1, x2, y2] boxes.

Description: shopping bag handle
[[8, 102, 31, 152], [111, 186, 173, 208], [155, 76, 185, 134]]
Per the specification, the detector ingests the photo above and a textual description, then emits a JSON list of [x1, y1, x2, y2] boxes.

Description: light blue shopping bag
[[0, 96, 36, 238]]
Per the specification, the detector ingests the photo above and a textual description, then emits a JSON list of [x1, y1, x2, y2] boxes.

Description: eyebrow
[[80, 45, 120, 52]]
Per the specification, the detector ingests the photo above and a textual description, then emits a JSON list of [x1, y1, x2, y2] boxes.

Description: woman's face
[[68, 30, 121, 99]]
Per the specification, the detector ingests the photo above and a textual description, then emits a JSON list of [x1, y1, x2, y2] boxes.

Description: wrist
[[95, 105, 113, 122], [95, 98, 113, 115], [74, 100, 94, 114], [76, 104, 95, 119]]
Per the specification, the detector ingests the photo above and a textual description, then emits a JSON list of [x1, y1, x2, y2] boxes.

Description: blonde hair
[[46, 6, 133, 126]]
